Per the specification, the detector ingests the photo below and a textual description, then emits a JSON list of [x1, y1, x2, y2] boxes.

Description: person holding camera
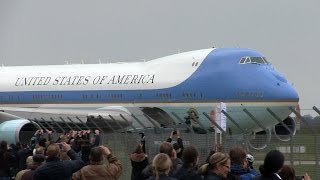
[[130, 132, 148, 180], [33, 142, 84, 180], [278, 165, 311, 180], [166, 130, 184, 159], [92, 129, 101, 147], [73, 145, 122, 180]]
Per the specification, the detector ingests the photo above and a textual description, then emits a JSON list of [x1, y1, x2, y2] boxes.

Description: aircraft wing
[[0, 106, 133, 134]]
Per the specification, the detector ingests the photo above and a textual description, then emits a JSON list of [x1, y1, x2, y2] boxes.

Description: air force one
[[0, 47, 299, 149]]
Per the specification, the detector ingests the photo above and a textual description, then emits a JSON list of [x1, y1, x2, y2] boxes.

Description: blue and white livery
[[0, 47, 299, 148]]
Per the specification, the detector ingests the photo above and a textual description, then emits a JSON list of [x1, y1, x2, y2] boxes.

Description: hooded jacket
[[131, 152, 148, 180]]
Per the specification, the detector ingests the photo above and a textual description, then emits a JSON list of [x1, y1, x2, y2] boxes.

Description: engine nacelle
[[247, 128, 272, 150], [0, 119, 39, 144], [273, 116, 296, 141]]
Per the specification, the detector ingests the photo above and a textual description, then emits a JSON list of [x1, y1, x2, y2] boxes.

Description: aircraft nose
[[272, 74, 299, 102], [272, 72, 287, 83]]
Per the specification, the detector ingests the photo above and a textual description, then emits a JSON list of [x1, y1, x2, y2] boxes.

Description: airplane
[[0, 47, 299, 149]]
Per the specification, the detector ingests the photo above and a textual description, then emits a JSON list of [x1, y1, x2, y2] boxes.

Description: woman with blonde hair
[[147, 153, 177, 180], [199, 152, 230, 180]]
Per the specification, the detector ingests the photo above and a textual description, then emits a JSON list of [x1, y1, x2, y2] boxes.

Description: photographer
[[33, 142, 84, 180], [92, 129, 101, 147], [166, 130, 184, 159], [130, 132, 148, 180], [73, 145, 122, 180]]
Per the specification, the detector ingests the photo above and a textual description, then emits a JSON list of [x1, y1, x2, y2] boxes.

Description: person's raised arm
[[61, 142, 84, 172], [100, 145, 123, 179], [167, 130, 174, 142], [303, 173, 311, 180]]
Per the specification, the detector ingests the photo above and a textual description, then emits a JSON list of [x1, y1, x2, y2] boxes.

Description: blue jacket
[[230, 164, 259, 180], [33, 149, 84, 180]]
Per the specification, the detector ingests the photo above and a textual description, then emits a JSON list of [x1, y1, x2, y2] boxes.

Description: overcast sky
[[0, 0, 319, 115]]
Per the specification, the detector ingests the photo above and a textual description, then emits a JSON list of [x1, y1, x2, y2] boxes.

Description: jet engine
[[0, 119, 39, 144], [247, 128, 272, 150], [273, 116, 296, 141], [247, 116, 296, 150]]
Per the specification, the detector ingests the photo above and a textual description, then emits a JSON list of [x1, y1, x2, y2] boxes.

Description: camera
[[139, 132, 145, 136], [139, 132, 145, 139]]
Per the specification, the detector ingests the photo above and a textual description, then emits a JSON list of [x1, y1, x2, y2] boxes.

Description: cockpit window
[[239, 57, 246, 64], [239, 57, 270, 64], [262, 57, 269, 64]]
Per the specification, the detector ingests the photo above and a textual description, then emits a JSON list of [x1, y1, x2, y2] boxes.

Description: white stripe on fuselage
[[0, 49, 214, 92]]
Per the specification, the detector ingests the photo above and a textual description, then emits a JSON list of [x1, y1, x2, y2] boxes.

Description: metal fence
[[104, 128, 320, 179], [2, 106, 320, 179], [99, 106, 320, 179]]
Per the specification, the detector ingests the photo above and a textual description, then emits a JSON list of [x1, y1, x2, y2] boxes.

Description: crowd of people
[[0, 129, 122, 180], [0, 129, 312, 180], [131, 130, 311, 180]]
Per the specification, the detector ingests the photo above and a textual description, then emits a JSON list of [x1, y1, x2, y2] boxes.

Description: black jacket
[[253, 174, 282, 180], [142, 158, 182, 180], [33, 149, 84, 180], [147, 174, 178, 180], [203, 171, 228, 180], [166, 137, 184, 159], [131, 152, 148, 180], [173, 163, 202, 180], [17, 148, 32, 170], [0, 150, 15, 177]]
